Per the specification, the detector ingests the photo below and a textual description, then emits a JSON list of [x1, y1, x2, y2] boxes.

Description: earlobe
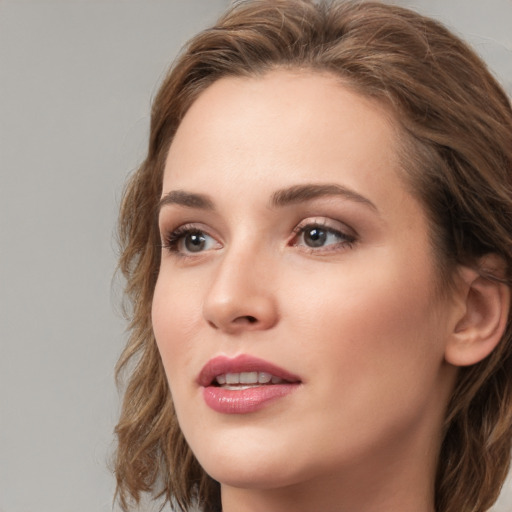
[[445, 257, 510, 367]]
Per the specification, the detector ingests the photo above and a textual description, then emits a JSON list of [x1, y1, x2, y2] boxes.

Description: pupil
[[305, 227, 326, 247], [185, 232, 206, 252]]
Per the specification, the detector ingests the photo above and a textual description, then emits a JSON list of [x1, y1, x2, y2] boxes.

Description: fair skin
[[152, 70, 501, 512]]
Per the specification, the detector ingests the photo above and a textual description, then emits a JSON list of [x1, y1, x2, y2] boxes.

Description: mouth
[[198, 354, 301, 389], [214, 371, 289, 389], [199, 355, 301, 414]]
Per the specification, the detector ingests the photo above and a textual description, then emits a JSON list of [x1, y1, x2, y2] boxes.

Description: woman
[[114, 1, 512, 511]]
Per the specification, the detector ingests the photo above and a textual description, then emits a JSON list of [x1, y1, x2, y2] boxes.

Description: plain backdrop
[[0, 1, 510, 511]]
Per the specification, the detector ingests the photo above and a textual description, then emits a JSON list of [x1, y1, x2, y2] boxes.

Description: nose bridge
[[202, 240, 278, 333]]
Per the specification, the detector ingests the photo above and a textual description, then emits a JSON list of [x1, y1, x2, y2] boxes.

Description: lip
[[198, 354, 301, 414], [198, 354, 301, 386]]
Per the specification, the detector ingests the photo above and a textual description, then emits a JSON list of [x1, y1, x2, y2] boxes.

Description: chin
[[188, 428, 312, 490], [203, 459, 308, 491]]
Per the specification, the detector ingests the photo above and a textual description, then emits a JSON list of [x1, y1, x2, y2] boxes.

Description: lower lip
[[202, 384, 299, 414]]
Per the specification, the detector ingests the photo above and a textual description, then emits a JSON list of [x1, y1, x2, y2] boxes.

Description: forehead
[[163, 70, 403, 208]]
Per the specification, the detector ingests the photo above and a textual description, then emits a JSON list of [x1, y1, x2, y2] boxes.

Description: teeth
[[258, 372, 272, 384], [225, 373, 239, 385], [215, 371, 283, 386], [239, 371, 258, 384]]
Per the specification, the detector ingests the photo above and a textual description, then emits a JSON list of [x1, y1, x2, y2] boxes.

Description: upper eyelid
[[163, 224, 217, 241], [293, 224, 355, 242], [293, 217, 357, 236], [158, 208, 224, 236], [160, 220, 214, 235]]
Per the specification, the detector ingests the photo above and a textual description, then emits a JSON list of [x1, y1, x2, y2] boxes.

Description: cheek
[[283, 250, 448, 413], [151, 272, 202, 390], [287, 246, 442, 343]]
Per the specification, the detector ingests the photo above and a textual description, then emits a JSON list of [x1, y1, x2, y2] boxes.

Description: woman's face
[[153, 71, 458, 496]]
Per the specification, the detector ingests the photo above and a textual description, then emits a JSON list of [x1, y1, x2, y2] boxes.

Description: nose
[[202, 248, 279, 334]]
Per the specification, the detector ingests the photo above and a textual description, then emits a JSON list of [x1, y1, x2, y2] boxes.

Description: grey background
[[0, 1, 510, 511]]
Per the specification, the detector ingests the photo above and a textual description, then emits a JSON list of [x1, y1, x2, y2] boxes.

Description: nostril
[[232, 315, 258, 325]]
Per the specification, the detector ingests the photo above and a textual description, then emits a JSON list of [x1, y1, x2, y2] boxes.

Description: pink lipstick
[[198, 355, 301, 414]]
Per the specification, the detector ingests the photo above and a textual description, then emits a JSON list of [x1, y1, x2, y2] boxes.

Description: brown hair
[[114, 1, 512, 511]]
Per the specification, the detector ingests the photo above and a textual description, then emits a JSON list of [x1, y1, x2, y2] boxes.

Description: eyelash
[[160, 220, 356, 257], [291, 221, 356, 253], [161, 224, 218, 256]]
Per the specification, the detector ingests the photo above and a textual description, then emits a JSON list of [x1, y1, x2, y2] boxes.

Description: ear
[[445, 255, 510, 367]]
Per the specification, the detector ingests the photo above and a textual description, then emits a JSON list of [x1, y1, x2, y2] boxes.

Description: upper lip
[[198, 354, 302, 387]]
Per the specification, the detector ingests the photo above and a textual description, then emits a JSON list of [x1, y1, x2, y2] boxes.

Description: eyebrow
[[270, 183, 378, 211], [158, 183, 377, 214], [158, 190, 215, 212]]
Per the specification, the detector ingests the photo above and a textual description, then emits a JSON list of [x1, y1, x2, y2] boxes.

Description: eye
[[292, 221, 355, 251], [180, 231, 210, 253], [162, 225, 220, 255], [301, 226, 334, 248]]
